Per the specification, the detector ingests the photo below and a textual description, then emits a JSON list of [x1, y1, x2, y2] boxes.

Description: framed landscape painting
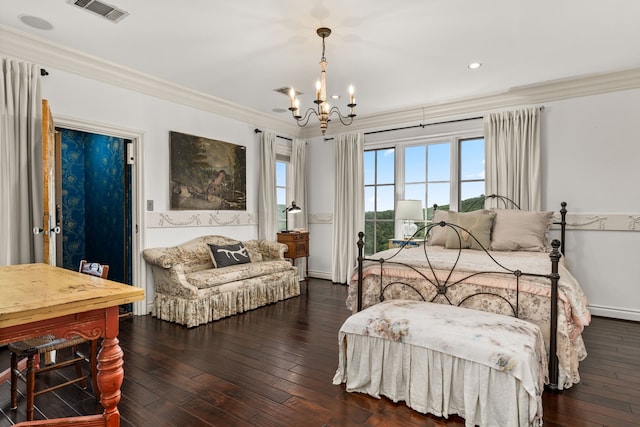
[[169, 131, 246, 210]]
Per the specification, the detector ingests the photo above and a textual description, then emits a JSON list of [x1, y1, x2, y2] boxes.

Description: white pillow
[[490, 209, 553, 252], [427, 210, 449, 246]]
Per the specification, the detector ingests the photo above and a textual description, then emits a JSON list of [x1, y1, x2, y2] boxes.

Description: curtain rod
[[40, 68, 49, 76], [322, 115, 483, 141], [254, 128, 292, 142], [323, 106, 544, 141]]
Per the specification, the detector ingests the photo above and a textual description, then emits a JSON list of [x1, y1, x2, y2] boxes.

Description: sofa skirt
[[153, 269, 300, 327]]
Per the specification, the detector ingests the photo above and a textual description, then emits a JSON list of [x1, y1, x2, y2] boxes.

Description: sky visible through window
[[365, 139, 484, 211]]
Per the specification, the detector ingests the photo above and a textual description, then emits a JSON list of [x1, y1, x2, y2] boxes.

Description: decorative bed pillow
[[445, 210, 495, 250], [208, 242, 251, 268], [490, 209, 553, 252], [427, 209, 449, 246]]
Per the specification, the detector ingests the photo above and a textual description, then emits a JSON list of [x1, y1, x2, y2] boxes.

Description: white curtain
[[290, 138, 308, 231], [484, 107, 541, 210], [332, 132, 364, 284], [258, 130, 277, 241], [0, 58, 43, 265], [290, 137, 308, 280]]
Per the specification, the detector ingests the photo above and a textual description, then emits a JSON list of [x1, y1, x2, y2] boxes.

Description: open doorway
[[56, 128, 133, 287]]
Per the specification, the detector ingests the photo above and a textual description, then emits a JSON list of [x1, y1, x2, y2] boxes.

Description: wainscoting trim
[[147, 211, 258, 228], [552, 213, 640, 231]]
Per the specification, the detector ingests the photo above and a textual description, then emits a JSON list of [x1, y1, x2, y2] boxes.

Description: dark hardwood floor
[[1, 278, 639, 426]]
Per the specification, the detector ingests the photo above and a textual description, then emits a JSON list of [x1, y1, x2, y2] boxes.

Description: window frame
[[364, 123, 484, 244], [275, 140, 293, 232], [364, 147, 396, 255]]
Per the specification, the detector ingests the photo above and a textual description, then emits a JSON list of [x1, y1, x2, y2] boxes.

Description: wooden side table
[[277, 232, 309, 283]]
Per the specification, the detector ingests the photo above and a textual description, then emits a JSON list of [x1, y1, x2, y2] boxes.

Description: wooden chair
[[9, 260, 108, 421]]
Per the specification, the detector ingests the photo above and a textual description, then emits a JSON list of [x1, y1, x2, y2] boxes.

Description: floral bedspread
[[347, 246, 591, 389]]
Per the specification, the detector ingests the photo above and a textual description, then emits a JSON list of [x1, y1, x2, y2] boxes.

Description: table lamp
[[396, 200, 423, 239], [283, 201, 302, 232]]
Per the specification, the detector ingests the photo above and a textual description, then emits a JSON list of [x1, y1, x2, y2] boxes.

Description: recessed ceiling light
[[19, 15, 53, 30], [468, 62, 482, 70], [331, 94, 341, 100]]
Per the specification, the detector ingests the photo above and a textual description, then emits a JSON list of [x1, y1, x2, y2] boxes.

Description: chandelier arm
[[292, 108, 319, 127], [328, 106, 356, 126]]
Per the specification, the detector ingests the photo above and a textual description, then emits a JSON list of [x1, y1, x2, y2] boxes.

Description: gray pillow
[[445, 210, 495, 250], [208, 242, 251, 268], [490, 209, 553, 252]]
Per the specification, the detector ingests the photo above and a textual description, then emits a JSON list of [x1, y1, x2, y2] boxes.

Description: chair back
[[79, 260, 109, 279]]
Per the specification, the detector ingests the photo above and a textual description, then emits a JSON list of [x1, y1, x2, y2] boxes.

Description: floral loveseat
[[142, 235, 300, 327]]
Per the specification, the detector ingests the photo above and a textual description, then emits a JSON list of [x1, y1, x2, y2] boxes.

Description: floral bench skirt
[[333, 300, 547, 427]]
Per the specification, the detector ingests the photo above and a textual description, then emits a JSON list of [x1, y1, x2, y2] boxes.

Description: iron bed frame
[[355, 196, 568, 389]]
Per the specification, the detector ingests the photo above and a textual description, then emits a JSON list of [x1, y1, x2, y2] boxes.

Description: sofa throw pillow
[[208, 242, 251, 268], [445, 210, 495, 251], [427, 209, 449, 246], [490, 209, 553, 252]]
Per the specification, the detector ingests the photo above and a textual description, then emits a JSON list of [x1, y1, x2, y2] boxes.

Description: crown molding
[[3, 24, 640, 140], [0, 25, 300, 136]]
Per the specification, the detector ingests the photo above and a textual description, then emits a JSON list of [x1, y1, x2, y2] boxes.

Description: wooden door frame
[[53, 115, 147, 316]]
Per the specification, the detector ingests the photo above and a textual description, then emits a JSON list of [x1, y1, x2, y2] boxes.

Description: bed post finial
[[357, 232, 365, 312]]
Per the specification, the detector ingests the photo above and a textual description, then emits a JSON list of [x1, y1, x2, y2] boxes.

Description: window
[[364, 148, 395, 254], [363, 126, 485, 255], [459, 137, 485, 210], [405, 142, 451, 234], [276, 160, 287, 231], [403, 138, 484, 221]]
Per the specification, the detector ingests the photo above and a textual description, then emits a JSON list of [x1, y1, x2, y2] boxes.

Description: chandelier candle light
[[288, 27, 356, 135]]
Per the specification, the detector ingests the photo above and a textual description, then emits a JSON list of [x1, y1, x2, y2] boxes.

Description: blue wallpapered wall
[[60, 129, 127, 283]]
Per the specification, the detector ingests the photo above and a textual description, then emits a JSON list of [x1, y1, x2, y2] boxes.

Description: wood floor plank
[[1, 279, 639, 426]]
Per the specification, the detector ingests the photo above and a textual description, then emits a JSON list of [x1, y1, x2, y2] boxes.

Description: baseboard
[[588, 305, 640, 322], [308, 270, 332, 281]]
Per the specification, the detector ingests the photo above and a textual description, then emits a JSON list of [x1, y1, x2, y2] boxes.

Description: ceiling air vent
[[274, 87, 303, 97], [67, 0, 129, 23]]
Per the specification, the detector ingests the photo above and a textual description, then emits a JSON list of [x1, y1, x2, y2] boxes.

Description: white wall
[[542, 89, 640, 320], [307, 89, 640, 320], [40, 67, 640, 321], [41, 68, 262, 310]]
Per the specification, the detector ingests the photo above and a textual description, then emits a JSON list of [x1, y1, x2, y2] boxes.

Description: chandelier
[[288, 27, 356, 135]]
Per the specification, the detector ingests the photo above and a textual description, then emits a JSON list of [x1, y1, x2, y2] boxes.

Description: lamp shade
[[396, 200, 423, 221]]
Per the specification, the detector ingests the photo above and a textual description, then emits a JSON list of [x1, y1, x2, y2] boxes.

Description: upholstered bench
[[333, 300, 547, 427]]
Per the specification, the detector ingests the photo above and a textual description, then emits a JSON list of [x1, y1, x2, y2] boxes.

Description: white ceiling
[[2, 0, 640, 128]]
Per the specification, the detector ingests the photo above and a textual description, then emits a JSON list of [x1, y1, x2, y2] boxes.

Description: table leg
[[97, 308, 123, 427]]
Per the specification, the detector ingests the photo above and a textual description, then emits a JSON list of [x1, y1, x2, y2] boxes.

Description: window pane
[[376, 185, 395, 214], [428, 182, 449, 210], [364, 221, 375, 255], [364, 186, 375, 214], [375, 221, 394, 253], [364, 151, 375, 185], [460, 138, 484, 181], [405, 183, 426, 207], [376, 149, 395, 184], [405, 145, 426, 183], [427, 143, 450, 182], [460, 181, 484, 206], [276, 187, 286, 206], [276, 161, 286, 187]]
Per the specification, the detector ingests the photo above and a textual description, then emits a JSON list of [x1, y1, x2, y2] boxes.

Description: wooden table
[[0, 263, 144, 427], [277, 232, 309, 283]]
